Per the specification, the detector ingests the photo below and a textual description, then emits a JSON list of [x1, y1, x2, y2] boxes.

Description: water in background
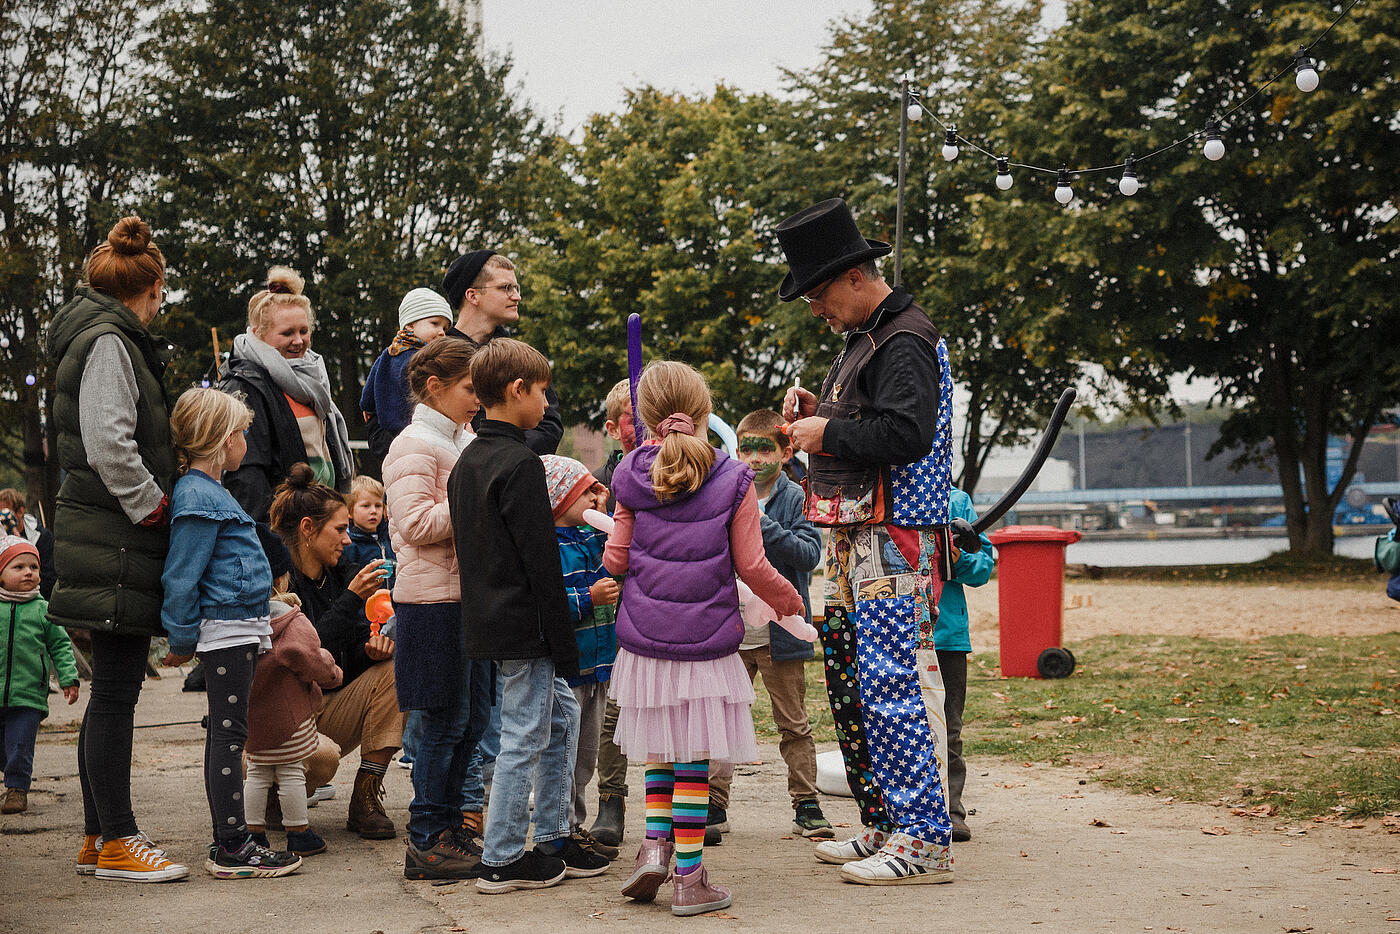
[[1066, 535, 1376, 567]]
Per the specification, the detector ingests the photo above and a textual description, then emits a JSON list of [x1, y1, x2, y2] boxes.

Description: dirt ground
[[3, 580, 1399, 934]]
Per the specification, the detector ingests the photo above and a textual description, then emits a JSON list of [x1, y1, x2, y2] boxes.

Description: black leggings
[[78, 631, 152, 839], [200, 644, 257, 844]]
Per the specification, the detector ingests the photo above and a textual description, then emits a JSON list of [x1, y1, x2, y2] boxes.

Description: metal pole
[[1077, 418, 1086, 489], [893, 77, 909, 288], [1184, 420, 1193, 487]]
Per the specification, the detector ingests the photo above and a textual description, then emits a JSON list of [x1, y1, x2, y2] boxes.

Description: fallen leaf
[[1201, 826, 1230, 835], [1019, 850, 1029, 857], [1110, 829, 1127, 834], [1060, 715, 1085, 723], [1300, 751, 1318, 758], [710, 912, 738, 920], [1085, 762, 1105, 771], [1090, 818, 1112, 827], [1060, 793, 1084, 799], [1369, 867, 1397, 874], [993, 691, 1011, 703], [1342, 821, 1366, 829]]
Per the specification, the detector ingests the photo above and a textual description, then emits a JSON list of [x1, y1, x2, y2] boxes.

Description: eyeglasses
[[800, 277, 835, 306], [474, 283, 522, 298]]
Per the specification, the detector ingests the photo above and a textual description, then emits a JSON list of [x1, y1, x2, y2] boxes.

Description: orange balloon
[[366, 589, 393, 625]]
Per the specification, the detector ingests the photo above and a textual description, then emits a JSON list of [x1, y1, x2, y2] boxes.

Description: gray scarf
[[232, 331, 354, 487]]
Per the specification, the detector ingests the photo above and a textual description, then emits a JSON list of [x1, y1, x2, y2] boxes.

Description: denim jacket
[[160, 469, 272, 655]]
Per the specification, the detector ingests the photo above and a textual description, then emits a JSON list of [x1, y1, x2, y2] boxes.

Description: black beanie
[[443, 249, 497, 311], [255, 522, 294, 580]]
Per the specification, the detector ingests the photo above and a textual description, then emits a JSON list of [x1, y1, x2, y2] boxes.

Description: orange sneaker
[[95, 834, 189, 883], [76, 834, 101, 875]]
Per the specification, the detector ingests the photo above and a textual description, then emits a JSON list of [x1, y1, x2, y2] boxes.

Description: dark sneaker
[[205, 836, 302, 879], [793, 801, 835, 839], [249, 831, 271, 849], [538, 833, 610, 878], [704, 825, 722, 846], [286, 829, 327, 855], [475, 850, 567, 893], [951, 820, 972, 843], [405, 830, 483, 881], [572, 825, 619, 861], [705, 806, 730, 834]]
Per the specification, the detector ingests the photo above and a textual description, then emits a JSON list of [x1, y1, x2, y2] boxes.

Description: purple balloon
[[627, 313, 646, 448]]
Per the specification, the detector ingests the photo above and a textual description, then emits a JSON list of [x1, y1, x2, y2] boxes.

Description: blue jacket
[[935, 488, 995, 653], [757, 473, 823, 662], [161, 470, 272, 655], [360, 347, 416, 439], [557, 524, 618, 685]]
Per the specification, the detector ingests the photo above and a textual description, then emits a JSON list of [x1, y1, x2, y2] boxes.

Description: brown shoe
[[346, 770, 396, 840], [459, 810, 484, 839], [671, 865, 732, 917], [1, 788, 26, 814]]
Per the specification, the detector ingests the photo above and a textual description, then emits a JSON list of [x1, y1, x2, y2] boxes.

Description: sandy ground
[[3, 581, 1399, 934]]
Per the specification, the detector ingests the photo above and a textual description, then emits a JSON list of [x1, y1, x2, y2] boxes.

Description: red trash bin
[[988, 525, 1083, 678]]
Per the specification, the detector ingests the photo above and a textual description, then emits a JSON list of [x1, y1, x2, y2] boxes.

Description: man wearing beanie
[[442, 250, 563, 455], [361, 287, 455, 463], [540, 456, 620, 852]]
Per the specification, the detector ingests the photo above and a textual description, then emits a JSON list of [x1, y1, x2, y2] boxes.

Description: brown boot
[[2, 788, 26, 814], [346, 770, 396, 839], [459, 810, 484, 840]]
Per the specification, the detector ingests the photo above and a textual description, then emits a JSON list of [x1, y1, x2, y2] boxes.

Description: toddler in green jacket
[[0, 534, 79, 814]]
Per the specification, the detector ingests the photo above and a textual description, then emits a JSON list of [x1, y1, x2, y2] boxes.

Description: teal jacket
[[2, 594, 79, 715], [935, 489, 995, 653]]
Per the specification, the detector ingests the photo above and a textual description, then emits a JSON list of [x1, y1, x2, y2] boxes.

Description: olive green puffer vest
[[45, 288, 176, 636]]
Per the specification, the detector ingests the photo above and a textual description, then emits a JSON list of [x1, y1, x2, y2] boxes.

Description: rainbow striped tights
[[644, 760, 709, 875]]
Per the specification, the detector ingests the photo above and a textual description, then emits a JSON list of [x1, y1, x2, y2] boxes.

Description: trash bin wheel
[[1036, 646, 1075, 679]]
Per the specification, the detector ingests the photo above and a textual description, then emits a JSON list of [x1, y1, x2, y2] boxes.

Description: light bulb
[[941, 127, 958, 161], [0, 337, 8, 349], [906, 102, 923, 121], [24, 374, 35, 386], [1119, 157, 1139, 196], [1294, 49, 1319, 92], [1054, 168, 1073, 204], [1203, 119, 1225, 161], [995, 157, 1013, 190]]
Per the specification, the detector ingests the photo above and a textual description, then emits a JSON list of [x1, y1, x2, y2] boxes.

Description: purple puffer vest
[[611, 446, 753, 662]]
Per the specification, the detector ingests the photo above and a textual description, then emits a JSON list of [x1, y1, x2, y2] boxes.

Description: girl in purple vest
[[603, 361, 804, 917]]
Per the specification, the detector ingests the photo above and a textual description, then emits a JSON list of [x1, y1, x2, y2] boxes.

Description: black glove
[[950, 518, 982, 556]]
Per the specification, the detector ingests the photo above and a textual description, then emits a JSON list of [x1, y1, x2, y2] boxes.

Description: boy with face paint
[[707, 410, 832, 841]]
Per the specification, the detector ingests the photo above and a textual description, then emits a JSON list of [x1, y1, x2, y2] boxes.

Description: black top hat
[[775, 198, 891, 302]]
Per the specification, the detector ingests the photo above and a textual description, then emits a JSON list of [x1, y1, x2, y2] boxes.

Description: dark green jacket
[[45, 288, 176, 636]]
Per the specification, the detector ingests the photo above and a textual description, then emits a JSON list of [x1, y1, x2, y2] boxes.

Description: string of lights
[[898, 0, 1362, 202]]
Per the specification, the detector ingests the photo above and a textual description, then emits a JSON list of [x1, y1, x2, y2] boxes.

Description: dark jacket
[[288, 560, 376, 688], [219, 343, 350, 523], [360, 347, 417, 464], [598, 448, 624, 511], [449, 420, 578, 675], [445, 325, 563, 455], [756, 473, 823, 662], [45, 288, 176, 635]]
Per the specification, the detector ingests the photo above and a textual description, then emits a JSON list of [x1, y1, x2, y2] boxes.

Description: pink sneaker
[[621, 837, 673, 902], [671, 866, 732, 917]]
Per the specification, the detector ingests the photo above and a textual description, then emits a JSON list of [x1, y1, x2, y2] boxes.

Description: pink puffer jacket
[[383, 403, 472, 604]]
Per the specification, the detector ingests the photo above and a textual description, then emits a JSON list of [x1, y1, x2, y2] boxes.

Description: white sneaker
[[814, 826, 887, 865], [839, 850, 954, 886], [306, 784, 336, 808]]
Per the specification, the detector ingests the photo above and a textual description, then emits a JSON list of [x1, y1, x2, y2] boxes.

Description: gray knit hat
[[398, 287, 452, 330]]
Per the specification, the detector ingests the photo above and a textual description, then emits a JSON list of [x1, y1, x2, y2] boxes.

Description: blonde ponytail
[[637, 361, 715, 501]]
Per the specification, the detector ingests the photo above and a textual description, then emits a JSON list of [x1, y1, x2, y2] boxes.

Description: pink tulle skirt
[[609, 648, 758, 764]]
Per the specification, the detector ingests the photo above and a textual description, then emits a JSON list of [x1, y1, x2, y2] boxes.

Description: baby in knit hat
[[360, 287, 455, 462], [540, 455, 622, 845], [0, 534, 79, 815]]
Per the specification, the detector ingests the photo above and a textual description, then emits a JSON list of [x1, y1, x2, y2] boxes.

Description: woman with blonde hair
[[220, 266, 353, 522], [602, 361, 804, 916], [46, 216, 189, 882], [159, 386, 301, 878]]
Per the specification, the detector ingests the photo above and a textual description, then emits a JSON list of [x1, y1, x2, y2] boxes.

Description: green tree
[[1004, 0, 1400, 552], [783, 0, 1086, 493], [142, 0, 542, 422], [515, 87, 823, 427], [0, 0, 158, 518]]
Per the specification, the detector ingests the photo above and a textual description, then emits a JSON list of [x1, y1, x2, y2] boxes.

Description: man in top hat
[[778, 198, 956, 885], [443, 249, 563, 454]]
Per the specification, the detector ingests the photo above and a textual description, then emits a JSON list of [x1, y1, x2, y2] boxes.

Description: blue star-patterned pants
[[822, 523, 952, 852]]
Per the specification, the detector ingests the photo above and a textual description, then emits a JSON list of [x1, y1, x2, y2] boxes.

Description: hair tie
[[267, 282, 292, 294], [656, 413, 696, 438]]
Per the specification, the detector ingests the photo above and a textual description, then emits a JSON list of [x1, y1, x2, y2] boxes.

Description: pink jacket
[[247, 601, 342, 753], [383, 403, 471, 604]]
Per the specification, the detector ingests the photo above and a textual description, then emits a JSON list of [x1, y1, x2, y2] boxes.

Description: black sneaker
[[793, 800, 835, 839], [538, 833, 610, 878], [405, 830, 483, 881], [475, 850, 567, 893], [204, 836, 302, 879], [706, 807, 730, 834]]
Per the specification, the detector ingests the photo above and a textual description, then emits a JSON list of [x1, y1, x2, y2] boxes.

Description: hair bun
[[266, 265, 305, 296], [285, 462, 315, 488], [108, 216, 153, 256]]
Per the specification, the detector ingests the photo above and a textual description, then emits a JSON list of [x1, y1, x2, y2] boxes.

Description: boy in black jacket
[[448, 339, 606, 893]]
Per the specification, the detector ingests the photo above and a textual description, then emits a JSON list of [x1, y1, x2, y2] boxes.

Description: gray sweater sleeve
[[79, 334, 166, 523]]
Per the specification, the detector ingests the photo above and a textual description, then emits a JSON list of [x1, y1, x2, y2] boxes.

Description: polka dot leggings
[[200, 644, 258, 844]]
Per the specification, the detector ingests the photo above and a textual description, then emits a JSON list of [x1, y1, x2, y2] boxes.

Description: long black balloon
[[972, 388, 1078, 533]]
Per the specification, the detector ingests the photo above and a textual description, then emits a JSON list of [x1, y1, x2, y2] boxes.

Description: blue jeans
[[400, 710, 423, 764], [481, 658, 579, 867], [460, 690, 501, 812], [408, 659, 494, 851], [1, 707, 43, 791]]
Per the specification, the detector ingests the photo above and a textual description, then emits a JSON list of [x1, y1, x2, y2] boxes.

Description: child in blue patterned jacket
[[541, 455, 620, 852]]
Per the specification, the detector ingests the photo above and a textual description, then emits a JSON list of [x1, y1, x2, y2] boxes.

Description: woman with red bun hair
[[45, 216, 189, 882]]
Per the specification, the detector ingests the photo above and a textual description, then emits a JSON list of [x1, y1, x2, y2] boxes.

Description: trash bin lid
[[988, 524, 1083, 545]]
